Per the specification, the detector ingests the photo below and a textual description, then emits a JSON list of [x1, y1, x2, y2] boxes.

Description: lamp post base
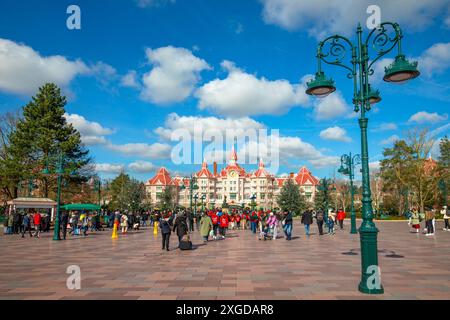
[[358, 223, 384, 295]]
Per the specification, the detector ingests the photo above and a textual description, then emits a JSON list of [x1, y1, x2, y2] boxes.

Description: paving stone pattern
[[0, 220, 449, 300]]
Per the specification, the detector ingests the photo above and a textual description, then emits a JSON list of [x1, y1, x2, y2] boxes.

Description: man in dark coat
[[301, 210, 313, 236], [60, 211, 69, 240], [316, 209, 324, 235], [159, 214, 173, 251], [173, 213, 188, 244]]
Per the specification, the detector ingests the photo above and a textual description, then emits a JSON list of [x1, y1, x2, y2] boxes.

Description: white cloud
[[319, 126, 351, 142], [195, 61, 310, 117], [309, 156, 340, 168], [408, 111, 448, 124], [141, 46, 211, 104], [372, 122, 398, 132], [106, 142, 171, 159], [64, 113, 114, 146], [261, 0, 448, 39], [0, 38, 90, 95], [95, 163, 124, 174], [380, 134, 400, 145], [128, 161, 157, 173], [313, 91, 353, 121], [121, 70, 141, 89], [418, 42, 450, 77], [154, 112, 266, 141], [0, 38, 119, 96]]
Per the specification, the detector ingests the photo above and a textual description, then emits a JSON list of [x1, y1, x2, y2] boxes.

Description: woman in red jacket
[[337, 209, 346, 230], [33, 212, 42, 238], [219, 213, 229, 239], [210, 211, 219, 240]]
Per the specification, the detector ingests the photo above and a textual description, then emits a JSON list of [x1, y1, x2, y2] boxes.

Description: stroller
[[258, 223, 274, 241]]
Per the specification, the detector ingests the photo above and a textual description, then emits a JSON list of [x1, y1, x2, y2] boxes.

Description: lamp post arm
[[318, 35, 356, 75], [365, 22, 403, 73]]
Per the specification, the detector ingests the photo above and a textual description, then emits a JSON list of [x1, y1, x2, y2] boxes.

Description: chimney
[[213, 162, 218, 176], [289, 172, 295, 179]]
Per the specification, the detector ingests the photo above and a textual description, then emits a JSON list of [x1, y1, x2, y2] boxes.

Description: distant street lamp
[[201, 194, 206, 212], [180, 176, 199, 212], [250, 194, 257, 212], [42, 152, 76, 241], [338, 152, 361, 234], [306, 22, 419, 294], [193, 193, 199, 217]]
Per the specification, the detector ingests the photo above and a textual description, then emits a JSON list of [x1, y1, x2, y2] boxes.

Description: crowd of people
[[407, 205, 449, 236], [3, 205, 449, 248]]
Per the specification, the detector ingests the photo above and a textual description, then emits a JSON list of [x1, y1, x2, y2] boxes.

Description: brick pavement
[[0, 219, 449, 300]]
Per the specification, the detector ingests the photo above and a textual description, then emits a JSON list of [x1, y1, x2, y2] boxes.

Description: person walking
[[60, 211, 69, 240], [301, 209, 313, 236], [316, 209, 324, 235], [442, 206, 449, 231], [21, 213, 32, 238], [327, 213, 335, 235], [173, 213, 188, 246], [187, 211, 194, 232], [7, 213, 14, 235], [200, 212, 213, 242], [219, 212, 229, 239], [159, 214, 173, 251], [266, 211, 277, 240], [282, 211, 293, 240], [33, 212, 42, 238], [210, 211, 219, 240], [120, 213, 128, 234], [250, 211, 258, 234], [337, 209, 346, 230], [408, 208, 421, 233], [425, 207, 435, 236]]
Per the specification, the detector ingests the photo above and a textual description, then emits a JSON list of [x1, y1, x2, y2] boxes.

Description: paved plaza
[[0, 219, 449, 300]]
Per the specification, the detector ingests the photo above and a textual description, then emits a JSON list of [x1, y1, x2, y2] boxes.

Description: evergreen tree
[[276, 179, 306, 216], [160, 186, 175, 211], [4, 83, 92, 198]]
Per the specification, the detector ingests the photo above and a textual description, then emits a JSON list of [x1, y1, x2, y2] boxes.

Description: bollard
[[112, 220, 119, 239], [153, 221, 159, 236]]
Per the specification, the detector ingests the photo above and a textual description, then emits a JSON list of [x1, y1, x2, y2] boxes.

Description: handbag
[[209, 230, 214, 237]]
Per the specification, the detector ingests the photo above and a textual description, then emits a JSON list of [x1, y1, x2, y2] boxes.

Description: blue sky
[[0, 0, 449, 182]]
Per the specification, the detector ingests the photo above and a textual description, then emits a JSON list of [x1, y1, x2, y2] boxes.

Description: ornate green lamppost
[[306, 22, 419, 294], [42, 153, 68, 241], [193, 193, 198, 217], [338, 152, 361, 234], [93, 178, 102, 206], [180, 175, 199, 213], [250, 194, 257, 212], [201, 194, 206, 212]]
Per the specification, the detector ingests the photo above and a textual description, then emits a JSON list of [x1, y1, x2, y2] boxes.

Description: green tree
[[277, 178, 306, 216], [0, 111, 21, 200], [109, 172, 145, 211], [380, 140, 414, 215], [160, 186, 175, 211], [438, 136, 449, 206], [5, 83, 91, 198]]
